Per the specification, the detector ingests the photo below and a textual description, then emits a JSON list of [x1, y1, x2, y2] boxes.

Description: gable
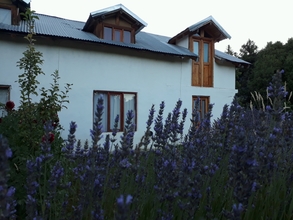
[[82, 4, 147, 43], [169, 16, 231, 44]]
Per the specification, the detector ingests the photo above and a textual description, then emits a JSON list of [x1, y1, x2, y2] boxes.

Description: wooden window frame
[[93, 90, 137, 132], [192, 96, 210, 120], [0, 4, 19, 25], [189, 35, 214, 87], [102, 23, 134, 43]]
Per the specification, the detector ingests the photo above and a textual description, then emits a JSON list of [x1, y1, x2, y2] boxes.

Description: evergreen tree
[[225, 45, 238, 57], [249, 41, 285, 99], [283, 38, 293, 93], [236, 39, 258, 106]]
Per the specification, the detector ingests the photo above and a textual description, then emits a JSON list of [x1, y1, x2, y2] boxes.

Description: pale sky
[[30, 0, 292, 53]]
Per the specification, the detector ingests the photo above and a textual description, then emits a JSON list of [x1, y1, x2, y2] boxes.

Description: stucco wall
[[0, 35, 237, 144]]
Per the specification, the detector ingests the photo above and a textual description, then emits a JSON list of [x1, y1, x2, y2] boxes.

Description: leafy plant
[[0, 9, 72, 218]]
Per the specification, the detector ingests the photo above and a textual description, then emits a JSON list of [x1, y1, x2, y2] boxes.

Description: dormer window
[[0, 8, 11, 25], [0, 0, 30, 25], [103, 26, 132, 43], [83, 4, 147, 44]]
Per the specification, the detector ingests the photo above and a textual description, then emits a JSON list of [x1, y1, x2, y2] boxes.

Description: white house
[[0, 0, 249, 144]]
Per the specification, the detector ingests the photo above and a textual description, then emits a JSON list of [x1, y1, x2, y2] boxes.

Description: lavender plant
[[0, 135, 16, 219]]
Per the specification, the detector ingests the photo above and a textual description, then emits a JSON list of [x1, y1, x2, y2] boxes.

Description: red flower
[[5, 101, 15, 111], [42, 132, 55, 143]]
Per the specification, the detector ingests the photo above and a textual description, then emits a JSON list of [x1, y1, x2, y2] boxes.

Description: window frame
[[190, 35, 214, 87], [93, 90, 137, 132], [102, 24, 134, 43], [192, 96, 210, 120]]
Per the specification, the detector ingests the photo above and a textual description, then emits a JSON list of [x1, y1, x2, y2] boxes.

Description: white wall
[[176, 36, 189, 48], [0, 36, 237, 145]]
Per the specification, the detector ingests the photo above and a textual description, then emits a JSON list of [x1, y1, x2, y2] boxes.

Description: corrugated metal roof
[[189, 16, 231, 40], [90, 4, 147, 32], [0, 13, 197, 59], [0, 13, 248, 65], [168, 16, 231, 44], [215, 50, 250, 65]]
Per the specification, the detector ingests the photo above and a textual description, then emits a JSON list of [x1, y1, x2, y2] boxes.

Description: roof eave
[[215, 56, 250, 67]]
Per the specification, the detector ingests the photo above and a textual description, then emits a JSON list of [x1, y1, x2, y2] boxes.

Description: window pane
[[103, 27, 112, 40], [110, 94, 121, 129], [204, 43, 209, 62], [114, 30, 121, 42], [0, 89, 8, 104], [193, 41, 199, 62], [123, 30, 131, 43], [124, 94, 135, 123], [0, 88, 9, 117], [0, 8, 11, 25], [94, 93, 108, 131]]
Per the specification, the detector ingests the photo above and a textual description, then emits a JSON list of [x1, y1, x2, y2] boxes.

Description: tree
[[225, 45, 238, 57], [236, 39, 258, 106], [282, 38, 293, 95], [249, 41, 285, 100]]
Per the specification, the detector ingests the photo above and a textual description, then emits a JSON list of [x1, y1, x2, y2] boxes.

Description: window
[[0, 8, 11, 25], [190, 36, 213, 87], [192, 96, 209, 120], [0, 86, 10, 116], [93, 91, 137, 132], [103, 26, 133, 43]]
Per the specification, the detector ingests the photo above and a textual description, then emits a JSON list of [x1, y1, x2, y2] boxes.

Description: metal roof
[[189, 16, 231, 40], [90, 4, 147, 33], [0, 12, 248, 65], [0, 13, 197, 59], [168, 16, 231, 44], [215, 50, 250, 65]]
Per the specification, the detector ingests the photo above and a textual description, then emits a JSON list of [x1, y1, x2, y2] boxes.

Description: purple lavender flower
[[116, 194, 133, 220], [232, 203, 244, 219], [0, 135, 16, 219], [120, 110, 135, 153], [92, 96, 105, 147], [5, 148, 12, 158], [119, 158, 132, 168], [111, 115, 120, 138], [153, 101, 165, 146]]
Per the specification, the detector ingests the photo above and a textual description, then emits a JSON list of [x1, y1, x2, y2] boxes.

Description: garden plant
[[1, 9, 293, 220]]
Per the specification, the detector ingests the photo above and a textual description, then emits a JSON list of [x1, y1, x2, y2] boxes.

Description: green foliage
[[249, 41, 285, 98], [236, 39, 258, 106], [232, 38, 293, 107], [225, 44, 238, 57], [0, 8, 72, 218]]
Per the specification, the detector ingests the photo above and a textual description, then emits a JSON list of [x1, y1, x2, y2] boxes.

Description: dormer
[[169, 16, 231, 88], [169, 16, 231, 44], [0, 0, 30, 25], [83, 4, 147, 44]]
